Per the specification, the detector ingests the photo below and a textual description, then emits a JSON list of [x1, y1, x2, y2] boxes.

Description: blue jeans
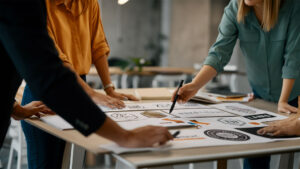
[[21, 75, 86, 169], [244, 90, 298, 169]]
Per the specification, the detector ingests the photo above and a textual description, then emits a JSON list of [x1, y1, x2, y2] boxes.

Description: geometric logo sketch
[[155, 103, 171, 109], [183, 102, 202, 107], [126, 105, 146, 110], [204, 129, 250, 141], [225, 106, 256, 114], [109, 113, 143, 122], [217, 118, 246, 126]]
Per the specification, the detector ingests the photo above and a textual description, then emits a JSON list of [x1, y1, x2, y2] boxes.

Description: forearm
[[94, 55, 111, 87], [94, 56, 115, 94], [11, 102, 23, 117], [95, 117, 129, 146], [294, 120, 300, 136], [192, 65, 218, 89], [11, 102, 29, 120], [279, 78, 295, 102]]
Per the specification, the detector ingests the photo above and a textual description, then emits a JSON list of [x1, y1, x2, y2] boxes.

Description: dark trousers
[[21, 75, 86, 169], [244, 96, 299, 169]]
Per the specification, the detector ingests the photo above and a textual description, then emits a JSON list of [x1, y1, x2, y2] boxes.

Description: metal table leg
[[61, 143, 85, 169]]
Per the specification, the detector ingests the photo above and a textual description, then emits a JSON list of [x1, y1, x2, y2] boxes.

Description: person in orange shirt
[[46, 0, 138, 106], [21, 0, 139, 168]]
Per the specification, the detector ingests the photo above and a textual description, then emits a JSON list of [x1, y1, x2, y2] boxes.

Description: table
[[24, 88, 300, 169]]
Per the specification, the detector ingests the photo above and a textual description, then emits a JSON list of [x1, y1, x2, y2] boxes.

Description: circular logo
[[204, 129, 250, 141]]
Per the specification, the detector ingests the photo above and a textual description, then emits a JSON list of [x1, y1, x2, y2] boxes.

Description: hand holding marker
[[169, 80, 184, 114]]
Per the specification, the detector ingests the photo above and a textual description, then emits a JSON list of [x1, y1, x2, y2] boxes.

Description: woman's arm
[[278, 79, 298, 113], [94, 56, 139, 101], [173, 65, 217, 103], [90, 0, 138, 101], [47, 24, 124, 108], [63, 62, 125, 108]]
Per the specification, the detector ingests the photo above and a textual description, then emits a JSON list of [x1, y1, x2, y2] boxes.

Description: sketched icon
[[204, 129, 250, 141], [225, 106, 256, 114], [156, 103, 171, 109], [217, 118, 246, 126], [109, 113, 140, 121], [127, 105, 144, 109]]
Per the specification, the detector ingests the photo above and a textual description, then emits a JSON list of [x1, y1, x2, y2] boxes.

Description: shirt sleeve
[[203, 0, 239, 73], [91, 0, 110, 63], [282, 3, 300, 79]]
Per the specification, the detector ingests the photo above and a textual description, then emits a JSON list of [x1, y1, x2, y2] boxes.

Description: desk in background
[[88, 66, 196, 89]]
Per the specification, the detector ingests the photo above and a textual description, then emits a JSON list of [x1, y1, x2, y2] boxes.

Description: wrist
[[104, 83, 115, 94], [116, 130, 132, 146], [190, 80, 201, 91], [278, 99, 288, 104], [89, 89, 97, 98], [12, 103, 24, 115], [279, 94, 290, 103]]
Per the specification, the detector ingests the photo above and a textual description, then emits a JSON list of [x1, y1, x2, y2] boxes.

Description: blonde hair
[[237, 0, 282, 31]]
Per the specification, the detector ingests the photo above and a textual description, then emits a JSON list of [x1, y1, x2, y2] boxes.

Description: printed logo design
[[204, 129, 250, 141]]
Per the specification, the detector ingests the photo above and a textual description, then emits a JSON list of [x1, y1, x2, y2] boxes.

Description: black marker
[[172, 130, 180, 138], [169, 80, 184, 114]]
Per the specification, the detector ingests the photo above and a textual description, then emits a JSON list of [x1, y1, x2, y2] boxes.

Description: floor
[[0, 136, 28, 169]]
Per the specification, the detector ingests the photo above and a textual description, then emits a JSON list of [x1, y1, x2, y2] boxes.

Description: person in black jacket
[[0, 0, 172, 152]]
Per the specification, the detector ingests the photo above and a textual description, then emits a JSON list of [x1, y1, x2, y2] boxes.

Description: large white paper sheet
[[100, 127, 272, 154], [211, 103, 287, 122], [99, 102, 209, 112], [40, 115, 73, 130], [168, 109, 234, 118]]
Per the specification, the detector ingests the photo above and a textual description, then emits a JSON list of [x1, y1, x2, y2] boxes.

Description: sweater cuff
[[282, 65, 300, 79], [203, 55, 223, 73]]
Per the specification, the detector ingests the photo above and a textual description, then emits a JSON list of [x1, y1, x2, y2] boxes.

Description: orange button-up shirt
[[46, 0, 110, 75]]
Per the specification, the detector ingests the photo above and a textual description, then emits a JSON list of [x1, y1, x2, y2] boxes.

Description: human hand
[[171, 82, 199, 104], [12, 101, 55, 120], [278, 101, 298, 114], [248, 93, 255, 101], [265, 115, 299, 129], [106, 90, 139, 101], [118, 126, 173, 148], [91, 91, 125, 109], [257, 118, 300, 137]]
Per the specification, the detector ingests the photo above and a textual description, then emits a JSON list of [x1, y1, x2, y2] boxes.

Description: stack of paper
[[191, 91, 251, 104], [40, 115, 73, 130]]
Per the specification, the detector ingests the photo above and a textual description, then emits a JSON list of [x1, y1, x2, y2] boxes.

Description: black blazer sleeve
[[0, 0, 106, 136]]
